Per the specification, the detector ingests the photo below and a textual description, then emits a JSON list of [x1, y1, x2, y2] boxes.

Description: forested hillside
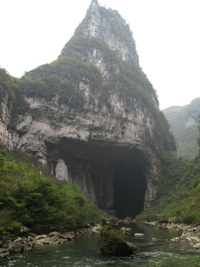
[[163, 98, 200, 158], [137, 153, 200, 224]]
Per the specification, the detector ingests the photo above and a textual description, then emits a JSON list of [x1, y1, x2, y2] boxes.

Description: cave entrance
[[113, 162, 146, 219]]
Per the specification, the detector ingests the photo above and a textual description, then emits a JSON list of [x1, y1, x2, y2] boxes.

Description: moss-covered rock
[[99, 219, 137, 256]]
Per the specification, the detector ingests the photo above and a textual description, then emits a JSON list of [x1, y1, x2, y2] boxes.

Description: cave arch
[[113, 161, 146, 219], [46, 139, 149, 219]]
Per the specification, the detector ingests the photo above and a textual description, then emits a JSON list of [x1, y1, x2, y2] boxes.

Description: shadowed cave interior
[[47, 139, 148, 219], [113, 163, 146, 218]]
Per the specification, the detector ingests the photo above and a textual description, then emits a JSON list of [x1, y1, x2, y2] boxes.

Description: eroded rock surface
[[0, 0, 175, 218]]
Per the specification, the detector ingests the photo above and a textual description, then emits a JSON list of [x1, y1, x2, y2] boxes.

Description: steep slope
[[137, 154, 200, 225], [163, 98, 200, 158], [0, 68, 19, 148], [0, 0, 175, 218], [0, 144, 101, 235]]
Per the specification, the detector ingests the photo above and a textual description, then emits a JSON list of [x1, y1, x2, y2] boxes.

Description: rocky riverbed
[[143, 219, 200, 252], [0, 227, 97, 259], [1, 219, 199, 259]]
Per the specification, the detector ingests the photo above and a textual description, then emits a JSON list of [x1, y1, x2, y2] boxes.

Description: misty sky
[[0, 0, 199, 109]]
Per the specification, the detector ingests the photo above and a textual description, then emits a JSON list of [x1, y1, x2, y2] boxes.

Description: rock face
[[0, 90, 18, 148], [0, 0, 175, 218], [75, 0, 139, 64]]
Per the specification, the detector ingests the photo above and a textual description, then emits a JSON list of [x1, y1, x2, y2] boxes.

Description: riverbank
[[1, 219, 200, 259], [142, 219, 200, 252], [0, 226, 98, 259], [2, 221, 199, 267]]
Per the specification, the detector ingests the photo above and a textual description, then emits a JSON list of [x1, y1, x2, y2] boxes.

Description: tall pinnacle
[[89, 0, 99, 11], [61, 1, 139, 64], [91, 0, 99, 5], [88, 0, 100, 16]]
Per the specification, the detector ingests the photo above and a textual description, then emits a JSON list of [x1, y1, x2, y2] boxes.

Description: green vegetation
[[17, 2, 174, 153], [72, 4, 136, 52], [176, 126, 199, 158], [99, 7, 136, 50], [61, 35, 154, 102], [0, 3, 178, 238], [20, 55, 103, 109], [100, 224, 125, 244], [163, 98, 200, 158], [197, 114, 200, 157], [0, 68, 19, 102], [0, 145, 102, 237], [25, 34, 174, 151], [99, 219, 136, 256], [137, 153, 200, 224], [59, 2, 159, 110]]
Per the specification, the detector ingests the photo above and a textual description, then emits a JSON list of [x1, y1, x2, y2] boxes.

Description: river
[[1, 223, 200, 267]]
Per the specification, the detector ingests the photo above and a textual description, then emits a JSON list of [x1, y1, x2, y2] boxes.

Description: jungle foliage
[[0, 145, 102, 237], [137, 153, 200, 224]]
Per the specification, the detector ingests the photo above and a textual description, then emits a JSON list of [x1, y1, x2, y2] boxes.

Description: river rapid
[[1, 223, 200, 267]]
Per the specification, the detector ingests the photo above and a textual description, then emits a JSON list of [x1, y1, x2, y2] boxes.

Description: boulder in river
[[99, 219, 137, 256]]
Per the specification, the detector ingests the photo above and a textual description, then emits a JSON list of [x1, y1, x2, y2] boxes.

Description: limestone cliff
[[0, 69, 18, 148], [0, 0, 175, 218]]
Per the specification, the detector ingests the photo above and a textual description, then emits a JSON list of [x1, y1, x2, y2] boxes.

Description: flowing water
[[1, 223, 200, 267]]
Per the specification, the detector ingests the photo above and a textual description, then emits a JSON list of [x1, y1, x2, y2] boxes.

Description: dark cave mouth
[[113, 163, 146, 219], [47, 139, 148, 220]]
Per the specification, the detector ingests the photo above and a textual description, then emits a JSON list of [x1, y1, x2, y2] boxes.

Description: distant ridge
[[162, 97, 200, 158]]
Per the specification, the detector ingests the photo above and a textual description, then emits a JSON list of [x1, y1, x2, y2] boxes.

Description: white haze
[[0, 0, 200, 109]]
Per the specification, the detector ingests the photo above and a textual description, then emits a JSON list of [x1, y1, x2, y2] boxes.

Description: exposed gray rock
[[121, 227, 132, 232], [48, 231, 62, 238], [143, 220, 200, 252], [0, 237, 35, 258], [84, 0, 139, 64], [0, 0, 174, 218], [122, 217, 134, 224], [16, 114, 32, 133], [134, 233, 145, 237], [171, 231, 200, 252], [91, 224, 101, 233], [55, 159, 71, 183], [0, 227, 94, 259], [0, 91, 19, 148]]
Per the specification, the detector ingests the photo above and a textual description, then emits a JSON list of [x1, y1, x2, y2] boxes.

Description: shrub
[[181, 211, 200, 225], [137, 153, 200, 224], [0, 146, 102, 236]]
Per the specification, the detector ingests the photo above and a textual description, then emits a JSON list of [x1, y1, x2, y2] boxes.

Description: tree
[[197, 114, 200, 157]]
